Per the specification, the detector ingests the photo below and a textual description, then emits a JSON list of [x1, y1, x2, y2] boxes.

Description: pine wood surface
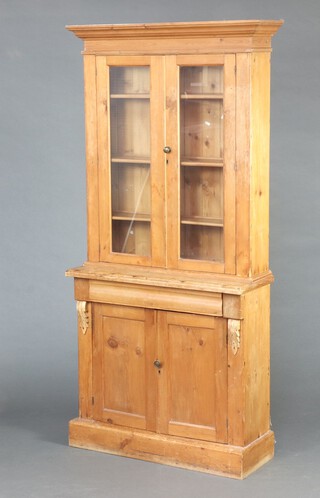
[[83, 56, 99, 261], [227, 285, 271, 446], [235, 53, 251, 276], [66, 20, 283, 38], [66, 19, 282, 478], [78, 302, 93, 419], [92, 304, 157, 431], [78, 50, 275, 275], [69, 418, 274, 479], [77, 279, 223, 317], [157, 312, 227, 442], [66, 262, 274, 295], [66, 21, 283, 57], [250, 52, 270, 275]]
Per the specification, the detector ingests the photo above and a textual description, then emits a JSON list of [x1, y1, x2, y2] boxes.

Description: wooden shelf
[[112, 157, 150, 164], [180, 93, 223, 100], [181, 158, 223, 167], [181, 216, 223, 227], [111, 94, 150, 99], [112, 211, 151, 222], [66, 262, 275, 296]]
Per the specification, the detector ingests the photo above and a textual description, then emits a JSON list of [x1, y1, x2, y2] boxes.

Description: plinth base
[[69, 418, 274, 479]]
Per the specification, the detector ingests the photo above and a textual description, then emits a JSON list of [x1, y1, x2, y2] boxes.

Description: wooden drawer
[[74, 278, 223, 317]]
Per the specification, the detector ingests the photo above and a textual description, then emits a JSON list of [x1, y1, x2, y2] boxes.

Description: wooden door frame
[[96, 55, 166, 267], [166, 54, 236, 274]]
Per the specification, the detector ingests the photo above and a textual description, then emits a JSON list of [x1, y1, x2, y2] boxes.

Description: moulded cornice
[[66, 20, 283, 41]]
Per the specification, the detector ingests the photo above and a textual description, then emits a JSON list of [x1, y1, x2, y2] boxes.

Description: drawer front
[[74, 278, 223, 317]]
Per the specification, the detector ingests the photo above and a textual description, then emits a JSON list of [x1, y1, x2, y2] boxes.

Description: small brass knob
[[153, 359, 162, 369], [163, 146, 171, 154]]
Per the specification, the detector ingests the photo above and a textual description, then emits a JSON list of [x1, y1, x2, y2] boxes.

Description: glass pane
[[110, 66, 151, 256], [179, 66, 224, 262], [180, 167, 223, 223], [180, 66, 223, 95], [111, 163, 150, 217], [110, 67, 150, 95], [181, 226, 224, 262], [112, 221, 150, 256], [180, 100, 223, 160], [110, 99, 150, 160]]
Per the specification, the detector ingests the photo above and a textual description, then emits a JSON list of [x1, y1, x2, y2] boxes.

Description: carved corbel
[[76, 301, 90, 335], [228, 319, 241, 355]]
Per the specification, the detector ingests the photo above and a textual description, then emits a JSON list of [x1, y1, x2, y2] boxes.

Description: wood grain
[[95, 56, 110, 261], [150, 56, 166, 267], [77, 301, 93, 418], [83, 55, 99, 261], [80, 279, 223, 317], [92, 304, 157, 431], [227, 285, 271, 446], [158, 312, 227, 443], [223, 54, 236, 274], [250, 52, 270, 275], [235, 53, 251, 276], [242, 285, 271, 444], [68, 262, 274, 295], [166, 54, 235, 274], [66, 20, 284, 40], [67, 19, 282, 478], [69, 418, 275, 479]]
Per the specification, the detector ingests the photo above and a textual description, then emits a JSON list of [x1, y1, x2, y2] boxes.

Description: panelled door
[[92, 304, 228, 443], [95, 54, 236, 273], [92, 304, 157, 431], [157, 311, 228, 443]]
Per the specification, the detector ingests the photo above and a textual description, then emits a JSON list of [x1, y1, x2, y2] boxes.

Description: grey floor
[[1, 383, 319, 498]]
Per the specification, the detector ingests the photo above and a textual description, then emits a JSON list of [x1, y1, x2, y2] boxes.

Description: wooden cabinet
[[91, 304, 227, 442], [66, 20, 283, 479]]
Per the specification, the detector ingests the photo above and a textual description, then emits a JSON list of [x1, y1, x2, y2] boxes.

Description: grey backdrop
[[1, 1, 319, 497]]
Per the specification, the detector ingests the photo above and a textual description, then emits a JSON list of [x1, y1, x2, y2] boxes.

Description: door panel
[[92, 304, 157, 431], [97, 55, 166, 267], [166, 54, 236, 273], [95, 54, 235, 273], [158, 311, 228, 443]]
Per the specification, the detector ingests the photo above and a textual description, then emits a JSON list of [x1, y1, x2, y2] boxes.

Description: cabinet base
[[69, 418, 274, 479]]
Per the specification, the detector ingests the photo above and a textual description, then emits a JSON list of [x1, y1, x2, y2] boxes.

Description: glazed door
[[96, 56, 166, 266], [92, 304, 157, 431], [166, 55, 236, 273], [157, 311, 228, 443], [94, 54, 235, 272]]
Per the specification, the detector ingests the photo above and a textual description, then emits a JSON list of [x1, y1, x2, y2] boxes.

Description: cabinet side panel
[[227, 318, 245, 445], [84, 55, 100, 261], [250, 52, 271, 275], [242, 285, 271, 444], [235, 53, 251, 276], [78, 302, 93, 418]]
